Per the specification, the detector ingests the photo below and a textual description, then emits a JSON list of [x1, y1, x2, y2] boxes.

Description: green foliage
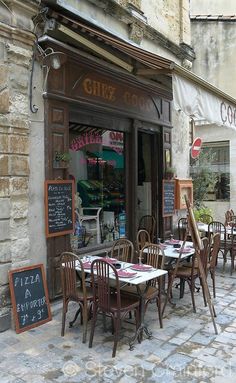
[[193, 206, 213, 223], [190, 149, 217, 209]]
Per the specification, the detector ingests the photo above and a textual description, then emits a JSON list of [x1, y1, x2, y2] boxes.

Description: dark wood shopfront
[[44, 45, 173, 299]]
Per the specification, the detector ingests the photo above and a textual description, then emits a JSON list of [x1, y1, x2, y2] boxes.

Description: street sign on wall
[[191, 137, 202, 159]]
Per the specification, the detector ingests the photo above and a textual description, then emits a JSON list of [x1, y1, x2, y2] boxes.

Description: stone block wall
[[0, 0, 38, 331]]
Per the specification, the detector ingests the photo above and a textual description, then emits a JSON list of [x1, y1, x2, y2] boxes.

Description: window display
[[69, 127, 125, 248]]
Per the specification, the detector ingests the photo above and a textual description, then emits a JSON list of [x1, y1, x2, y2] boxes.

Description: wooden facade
[[43, 43, 173, 298]]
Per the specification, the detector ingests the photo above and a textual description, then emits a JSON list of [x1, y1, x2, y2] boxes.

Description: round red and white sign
[[191, 137, 202, 159]]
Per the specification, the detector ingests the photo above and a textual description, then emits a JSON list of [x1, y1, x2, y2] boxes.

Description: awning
[[42, 8, 236, 130], [172, 74, 236, 130]]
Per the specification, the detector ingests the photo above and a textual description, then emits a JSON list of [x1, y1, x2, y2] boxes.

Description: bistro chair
[[224, 209, 235, 226], [224, 223, 236, 275], [136, 229, 151, 262], [207, 233, 220, 298], [89, 258, 140, 358], [177, 217, 188, 241], [208, 221, 231, 268], [166, 238, 210, 312], [59, 252, 93, 343], [121, 244, 165, 328], [138, 215, 156, 242], [111, 238, 134, 263]]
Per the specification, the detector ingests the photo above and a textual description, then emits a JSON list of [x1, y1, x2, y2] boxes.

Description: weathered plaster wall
[[142, 0, 191, 46], [191, 21, 236, 98], [190, 0, 236, 15], [171, 109, 191, 231]]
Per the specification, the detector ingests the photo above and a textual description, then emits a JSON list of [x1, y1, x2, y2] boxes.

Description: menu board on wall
[[9, 264, 52, 333], [45, 180, 75, 237], [162, 180, 175, 217]]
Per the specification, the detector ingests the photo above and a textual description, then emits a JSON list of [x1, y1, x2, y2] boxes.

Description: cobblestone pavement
[[1, 259, 236, 383]]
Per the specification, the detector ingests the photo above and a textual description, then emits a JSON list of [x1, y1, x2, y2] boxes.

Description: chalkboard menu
[[45, 180, 75, 237], [9, 264, 52, 333], [162, 180, 175, 217]]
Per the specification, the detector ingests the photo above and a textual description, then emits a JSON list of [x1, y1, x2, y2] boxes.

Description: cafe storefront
[[41, 24, 174, 298]]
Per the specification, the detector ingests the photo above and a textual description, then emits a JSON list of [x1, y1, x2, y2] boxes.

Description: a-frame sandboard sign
[[185, 196, 218, 335]]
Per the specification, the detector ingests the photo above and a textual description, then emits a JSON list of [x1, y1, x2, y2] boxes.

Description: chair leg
[[61, 302, 68, 336], [112, 316, 120, 358], [157, 294, 163, 328], [230, 249, 235, 275], [82, 303, 88, 344], [179, 279, 185, 299], [89, 306, 98, 349], [211, 270, 216, 298]]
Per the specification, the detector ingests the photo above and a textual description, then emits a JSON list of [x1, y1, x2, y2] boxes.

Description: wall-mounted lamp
[[30, 45, 67, 113]]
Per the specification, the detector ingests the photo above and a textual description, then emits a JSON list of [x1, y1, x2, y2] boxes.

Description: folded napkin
[[117, 270, 137, 278], [175, 247, 192, 253], [131, 264, 153, 271], [82, 261, 92, 269], [105, 258, 117, 264], [165, 239, 180, 245]]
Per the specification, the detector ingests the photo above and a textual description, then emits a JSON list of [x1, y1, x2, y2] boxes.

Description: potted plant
[[165, 166, 176, 179]]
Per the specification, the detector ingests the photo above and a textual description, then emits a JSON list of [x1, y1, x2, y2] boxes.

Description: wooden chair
[[59, 252, 93, 343], [224, 223, 236, 275], [177, 217, 188, 241], [207, 233, 220, 297], [111, 238, 134, 263], [121, 244, 165, 328], [167, 238, 210, 312], [225, 209, 235, 226], [141, 244, 166, 328], [137, 229, 151, 251], [138, 215, 156, 242], [208, 221, 231, 268], [89, 258, 140, 358]]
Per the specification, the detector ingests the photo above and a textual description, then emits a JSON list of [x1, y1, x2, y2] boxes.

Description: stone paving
[[1, 259, 236, 383]]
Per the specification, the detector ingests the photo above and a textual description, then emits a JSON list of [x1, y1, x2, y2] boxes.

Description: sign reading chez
[[71, 69, 163, 121]]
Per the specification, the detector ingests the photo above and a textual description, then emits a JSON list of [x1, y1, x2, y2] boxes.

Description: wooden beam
[[136, 68, 171, 76]]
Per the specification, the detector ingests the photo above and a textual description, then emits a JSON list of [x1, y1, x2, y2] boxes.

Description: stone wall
[[0, 0, 39, 331]]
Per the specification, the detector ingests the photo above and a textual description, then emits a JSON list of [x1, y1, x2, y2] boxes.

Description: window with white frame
[[201, 141, 230, 201]]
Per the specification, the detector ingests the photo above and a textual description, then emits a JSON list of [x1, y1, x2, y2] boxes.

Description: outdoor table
[[75, 255, 167, 350]]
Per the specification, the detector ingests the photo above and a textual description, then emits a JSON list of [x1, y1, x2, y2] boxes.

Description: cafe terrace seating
[[138, 215, 156, 242], [207, 233, 220, 297], [136, 229, 151, 261], [207, 221, 231, 269], [89, 258, 140, 358], [121, 243, 165, 329], [110, 238, 134, 263], [59, 252, 93, 343], [166, 237, 210, 313]]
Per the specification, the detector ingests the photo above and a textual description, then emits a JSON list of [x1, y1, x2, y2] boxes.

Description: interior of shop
[[68, 121, 155, 249]]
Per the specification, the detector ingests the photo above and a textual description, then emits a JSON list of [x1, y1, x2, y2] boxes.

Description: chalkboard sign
[[9, 264, 52, 333], [162, 180, 175, 217], [45, 180, 75, 237]]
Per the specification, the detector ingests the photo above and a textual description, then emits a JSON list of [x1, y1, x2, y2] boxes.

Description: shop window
[[69, 128, 125, 248], [192, 141, 230, 202]]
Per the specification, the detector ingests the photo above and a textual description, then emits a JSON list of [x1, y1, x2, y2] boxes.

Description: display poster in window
[[162, 180, 175, 217], [45, 180, 75, 237], [9, 264, 52, 333]]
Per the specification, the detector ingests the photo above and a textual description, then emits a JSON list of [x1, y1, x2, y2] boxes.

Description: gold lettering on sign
[[123, 91, 153, 112], [83, 78, 116, 102]]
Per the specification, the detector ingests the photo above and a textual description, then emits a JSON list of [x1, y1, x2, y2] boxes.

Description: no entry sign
[[191, 137, 202, 159]]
